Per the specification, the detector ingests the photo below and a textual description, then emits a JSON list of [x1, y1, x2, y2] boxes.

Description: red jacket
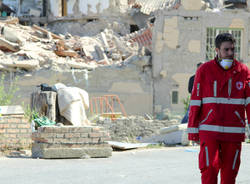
[[188, 58, 250, 142]]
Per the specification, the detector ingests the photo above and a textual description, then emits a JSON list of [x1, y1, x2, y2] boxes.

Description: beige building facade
[[152, 0, 250, 115]]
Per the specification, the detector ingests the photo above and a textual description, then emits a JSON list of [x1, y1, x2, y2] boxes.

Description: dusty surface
[[0, 144, 250, 184]]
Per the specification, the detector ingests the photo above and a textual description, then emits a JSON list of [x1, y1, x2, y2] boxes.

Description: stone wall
[[0, 115, 32, 150], [96, 116, 179, 142]]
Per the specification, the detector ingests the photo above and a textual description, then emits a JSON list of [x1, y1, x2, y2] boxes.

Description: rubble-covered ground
[[0, 17, 151, 73]]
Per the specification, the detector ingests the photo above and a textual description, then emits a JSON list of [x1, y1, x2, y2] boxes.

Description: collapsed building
[[0, 0, 250, 117]]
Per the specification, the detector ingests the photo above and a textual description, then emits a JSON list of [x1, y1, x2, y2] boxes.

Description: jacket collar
[[213, 57, 241, 74]]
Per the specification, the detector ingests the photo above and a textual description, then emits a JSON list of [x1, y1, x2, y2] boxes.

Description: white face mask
[[220, 59, 233, 70]]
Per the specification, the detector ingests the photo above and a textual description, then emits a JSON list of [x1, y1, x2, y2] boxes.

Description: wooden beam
[[32, 24, 63, 40], [54, 50, 78, 57]]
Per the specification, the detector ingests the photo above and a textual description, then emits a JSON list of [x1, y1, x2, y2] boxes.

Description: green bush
[[0, 73, 19, 105], [182, 95, 190, 113]]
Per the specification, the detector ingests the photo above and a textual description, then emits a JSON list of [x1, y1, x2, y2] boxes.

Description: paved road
[[0, 144, 250, 184]]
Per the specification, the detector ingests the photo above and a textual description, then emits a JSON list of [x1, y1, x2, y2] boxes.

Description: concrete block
[[141, 124, 189, 146], [2, 27, 23, 45], [0, 106, 24, 115], [32, 143, 112, 159]]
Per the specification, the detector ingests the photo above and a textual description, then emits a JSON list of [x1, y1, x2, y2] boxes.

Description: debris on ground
[[0, 17, 152, 72]]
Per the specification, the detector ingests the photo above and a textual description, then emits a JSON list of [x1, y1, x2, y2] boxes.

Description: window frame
[[171, 90, 179, 105]]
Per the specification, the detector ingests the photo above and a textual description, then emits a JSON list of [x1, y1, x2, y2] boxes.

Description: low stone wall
[[32, 126, 112, 159], [0, 115, 32, 150], [96, 116, 179, 142]]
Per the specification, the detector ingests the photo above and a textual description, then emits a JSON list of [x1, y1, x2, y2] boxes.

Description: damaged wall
[[48, 0, 123, 17], [15, 62, 153, 116], [48, 17, 131, 37], [3, 0, 43, 16], [152, 9, 250, 114]]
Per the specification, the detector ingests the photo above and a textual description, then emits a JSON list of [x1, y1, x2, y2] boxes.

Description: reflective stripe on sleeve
[[202, 97, 245, 105], [246, 97, 250, 106], [228, 78, 232, 97], [187, 127, 199, 134], [213, 81, 217, 97], [199, 124, 245, 134], [197, 83, 200, 97], [190, 100, 201, 106]]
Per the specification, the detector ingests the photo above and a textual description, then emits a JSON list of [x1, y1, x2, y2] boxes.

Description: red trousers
[[199, 140, 242, 184]]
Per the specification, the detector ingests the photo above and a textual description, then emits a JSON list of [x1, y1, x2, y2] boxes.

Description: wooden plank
[[54, 50, 77, 57], [0, 59, 39, 70], [32, 24, 63, 40], [4, 17, 19, 24]]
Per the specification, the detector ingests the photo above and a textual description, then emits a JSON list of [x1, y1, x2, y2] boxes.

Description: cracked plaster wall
[[152, 9, 250, 114]]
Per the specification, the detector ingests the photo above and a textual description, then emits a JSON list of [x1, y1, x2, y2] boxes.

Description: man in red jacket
[[188, 33, 250, 184]]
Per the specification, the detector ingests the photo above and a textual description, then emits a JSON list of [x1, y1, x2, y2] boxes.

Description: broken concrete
[[95, 116, 179, 142], [141, 124, 189, 146], [0, 37, 20, 52]]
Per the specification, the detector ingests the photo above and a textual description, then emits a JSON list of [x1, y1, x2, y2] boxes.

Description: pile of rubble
[[0, 17, 151, 72]]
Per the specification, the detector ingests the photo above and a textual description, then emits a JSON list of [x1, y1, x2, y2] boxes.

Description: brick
[[0, 124, 9, 128], [20, 117, 29, 123], [68, 127, 81, 133], [7, 134, 17, 138], [53, 127, 62, 133], [99, 131, 110, 137], [10, 124, 17, 128], [77, 138, 91, 143], [92, 127, 100, 132], [73, 133, 81, 138], [65, 133, 74, 138], [89, 133, 103, 138], [40, 133, 56, 138], [45, 138, 54, 143], [99, 137, 111, 142], [92, 126, 105, 132], [18, 124, 30, 129], [80, 133, 88, 138], [20, 129, 28, 133], [7, 129, 19, 133], [32, 132, 41, 138], [42, 127, 55, 133], [7, 118, 19, 123], [60, 128, 71, 133], [78, 127, 92, 133], [67, 138, 78, 144], [17, 134, 30, 138], [10, 138, 19, 144], [37, 127, 45, 133], [56, 133, 65, 138], [91, 138, 100, 144]]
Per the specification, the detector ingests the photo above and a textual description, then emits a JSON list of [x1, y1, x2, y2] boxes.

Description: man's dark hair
[[215, 33, 235, 49]]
